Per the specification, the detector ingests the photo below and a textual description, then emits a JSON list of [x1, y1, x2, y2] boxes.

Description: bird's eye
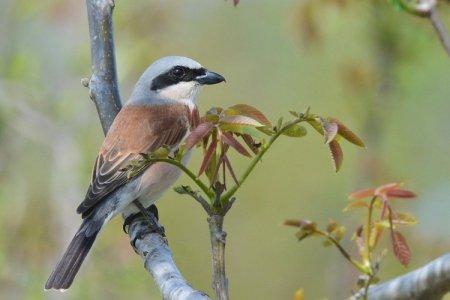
[[172, 67, 186, 78]]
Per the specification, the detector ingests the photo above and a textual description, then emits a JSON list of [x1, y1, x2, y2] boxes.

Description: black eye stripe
[[150, 66, 206, 90]]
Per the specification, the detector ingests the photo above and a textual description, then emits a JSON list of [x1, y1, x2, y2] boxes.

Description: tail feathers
[[45, 219, 101, 291]]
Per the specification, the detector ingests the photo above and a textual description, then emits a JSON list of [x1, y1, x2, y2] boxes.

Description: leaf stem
[[221, 117, 307, 203], [145, 158, 214, 199], [315, 230, 367, 274]]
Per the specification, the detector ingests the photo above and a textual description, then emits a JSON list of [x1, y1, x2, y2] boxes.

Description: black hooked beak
[[196, 70, 226, 85]]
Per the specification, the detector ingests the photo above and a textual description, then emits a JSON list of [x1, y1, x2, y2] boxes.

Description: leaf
[[385, 189, 417, 199], [328, 140, 343, 172], [369, 223, 384, 249], [241, 134, 260, 154], [283, 219, 302, 227], [298, 220, 317, 231], [321, 119, 338, 144], [276, 117, 284, 131], [220, 123, 265, 138], [343, 199, 369, 212], [306, 118, 324, 135], [205, 148, 218, 183], [393, 212, 418, 226], [391, 230, 411, 266], [198, 139, 217, 176], [326, 219, 338, 233], [185, 122, 214, 150], [289, 111, 299, 118], [349, 188, 375, 200], [225, 104, 272, 126], [282, 124, 307, 137], [220, 115, 264, 127], [329, 117, 365, 147], [294, 288, 304, 300], [221, 132, 251, 157], [223, 154, 239, 185], [375, 182, 400, 197], [333, 226, 346, 242]]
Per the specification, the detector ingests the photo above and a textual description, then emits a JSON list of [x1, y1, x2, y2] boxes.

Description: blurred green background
[[0, 0, 449, 299]]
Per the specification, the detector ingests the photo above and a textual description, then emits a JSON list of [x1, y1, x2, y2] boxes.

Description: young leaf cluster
[[285, 183, 418, 299], [123, 104, 364, 217]]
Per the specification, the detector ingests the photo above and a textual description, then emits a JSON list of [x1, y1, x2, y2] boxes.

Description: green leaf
[[282, 124, 307, 138], [306, 118, 324, 135], [289, 111, 299, 118], [220, 123, 265, 138]]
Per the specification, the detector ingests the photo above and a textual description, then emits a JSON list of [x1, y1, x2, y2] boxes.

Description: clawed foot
[[125, 203, 166, 248]]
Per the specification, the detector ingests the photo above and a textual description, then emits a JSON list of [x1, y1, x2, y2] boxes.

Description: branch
[[128, 217, 211, 300], [208, 215, 229, 300], [429, 6, 450, 56], [85, 0, 122, 134], [351, 253, 450, 300], [85, 1, 208, 298]]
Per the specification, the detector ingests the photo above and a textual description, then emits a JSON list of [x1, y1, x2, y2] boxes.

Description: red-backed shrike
[[46, 56, 225, 291]]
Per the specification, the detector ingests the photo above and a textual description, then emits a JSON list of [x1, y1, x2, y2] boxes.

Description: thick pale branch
[[128, 218, 211, 300], [85, 0, 208, 298], [351, 253, 450, 300]]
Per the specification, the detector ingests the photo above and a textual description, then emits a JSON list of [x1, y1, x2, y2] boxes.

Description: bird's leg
[[123, 202, 165, 236], [133, 200, 165, 236]]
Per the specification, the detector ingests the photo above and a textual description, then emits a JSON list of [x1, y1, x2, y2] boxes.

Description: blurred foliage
[[285, 183, 417, 298], [0, 0, 449, 299]]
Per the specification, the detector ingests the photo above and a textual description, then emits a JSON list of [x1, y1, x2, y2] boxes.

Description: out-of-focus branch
[[429, 6, 450, 56], [399, 0, 450, 56], [351, 253, 450, 300], [85, 1, 208, 298]]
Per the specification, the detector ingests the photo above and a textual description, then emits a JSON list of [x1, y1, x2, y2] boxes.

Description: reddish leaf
[[283, 219, 302, 227], [329, 117, 365, 148], [221, 132, 251, 157], [321, 120, 338, 144], [241, 134, 260, 154], [298, 220, 317, 231], [349, 188, 375, 199], [220, 115, 263, 127], [375, 183, 400, 197], [386, 189, 417, 199], [198, 139, 217, 176], [233, 0, 240, 5], [223, 154, 239, 185], [328, 140, 343, 172], [343, 199, 369, 212], [185, 122, 214, 150], [226, 104, 271, 126], [391, 231, 411, 266]]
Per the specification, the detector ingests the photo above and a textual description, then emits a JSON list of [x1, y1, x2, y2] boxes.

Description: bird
[[45, 56, 225, 291]]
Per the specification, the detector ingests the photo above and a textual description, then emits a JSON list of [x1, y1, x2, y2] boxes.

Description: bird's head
[[129, 56, 225, 106]]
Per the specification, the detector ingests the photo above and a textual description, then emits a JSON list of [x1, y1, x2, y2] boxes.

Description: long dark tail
[[45, 216, 103, 291]]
